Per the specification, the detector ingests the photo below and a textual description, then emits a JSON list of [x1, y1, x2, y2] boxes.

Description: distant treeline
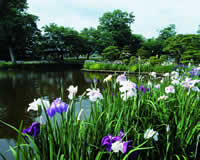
[[1, 0, 200, 64]]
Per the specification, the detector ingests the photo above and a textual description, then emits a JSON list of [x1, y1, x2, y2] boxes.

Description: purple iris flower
[[118, 130, 125, 138], [139, 85, 145, 93], [147, 88, 150, 92], [22, 122, 40, 137], [47, 98, 68, 118], [101, 134, 121, 151], [93, 77, 97, 84], [122, 140, 132, 153]]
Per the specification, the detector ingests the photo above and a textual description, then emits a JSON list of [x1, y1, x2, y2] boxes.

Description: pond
[[0, 69, 140, 159]]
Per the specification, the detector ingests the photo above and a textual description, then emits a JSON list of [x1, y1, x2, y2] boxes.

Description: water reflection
[[0, 69, 137, 159]]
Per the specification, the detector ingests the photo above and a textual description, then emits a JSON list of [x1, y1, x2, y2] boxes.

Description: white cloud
[[27, 0, 200, 38]]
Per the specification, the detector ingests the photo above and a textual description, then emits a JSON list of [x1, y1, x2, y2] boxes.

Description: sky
[[27, 0, 200, 38]]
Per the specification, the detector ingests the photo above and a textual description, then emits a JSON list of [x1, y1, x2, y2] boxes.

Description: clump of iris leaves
[[1, 65, 200, 160]]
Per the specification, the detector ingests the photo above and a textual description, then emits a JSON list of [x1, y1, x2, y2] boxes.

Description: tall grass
[[83, 61, 175, 73], [1, 66, 200, 160]]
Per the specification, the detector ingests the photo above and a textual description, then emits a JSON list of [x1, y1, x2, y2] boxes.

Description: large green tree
[[0, 0, 39, 63], [136, 38, 163, 58], [98, 9, 135, 49], [163, 34, 200, 63], [42, 24, 88, 59], [158, 24, 176, 41], [197, 25, 200, 34]]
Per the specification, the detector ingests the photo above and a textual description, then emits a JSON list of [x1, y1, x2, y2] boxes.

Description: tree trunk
[[8, 46, 16, 64]]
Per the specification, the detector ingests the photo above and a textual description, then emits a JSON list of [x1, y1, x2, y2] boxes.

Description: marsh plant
[[1, 66, 200, 160]]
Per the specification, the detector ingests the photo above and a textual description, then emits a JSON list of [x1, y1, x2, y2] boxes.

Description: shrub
[[117, 64, 128, 71], [149, 56, 162, 65], [153, 64, 175, 73], [129, 56, 137, 65], [84, 61, 95, 69], [122, 59, 129, 65], [101, 46, 120, 61], [89, 63, 101, 70], [129, 65, 137, 72]]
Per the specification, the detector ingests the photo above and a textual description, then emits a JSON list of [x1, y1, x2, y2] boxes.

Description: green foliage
[[181, 49, 200, 64], [83, 61, 128, 71], [197, 25, 200, 34], [149, 56, 162, 65], [117, 64, 128, 71], [98, 9, 135, 48], [129, 65, 137, 72], [163, 34, 200, 63], [0, 0, 39, 63], [158, 24, 176, 41], [102, 46, 120, 61], [139, 63, 153, 73], [129, 34, 146, 56], [2, 68, 200, 159], [122, 59, 129, 65], [136, 48, 150, 58], [160, 55, 168, 61], [83, 61, 94, 69], [153, 64, 175, 73], [129, 56, 137, 65], [88, 63, 101, 70], [120, 45, 131, 59]]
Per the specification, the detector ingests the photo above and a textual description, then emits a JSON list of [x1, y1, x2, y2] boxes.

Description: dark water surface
[[0, 69, 112, 160]]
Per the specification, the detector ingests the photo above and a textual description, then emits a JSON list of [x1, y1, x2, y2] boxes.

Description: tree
[[42, 23, 67, 59], [98, 9, 135, 49], [158, 24, 176, 41], [80, 27, 99, 59], [163, 34, 200, 63], [0, 0, 39, 63], [102, 46, 120, 61], [129, 34, 145, 56], [138, 38, 163, 58], [197, 25, 200, 34]]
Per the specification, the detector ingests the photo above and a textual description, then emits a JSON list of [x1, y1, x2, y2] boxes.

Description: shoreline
[[81, 68, 164, 76]]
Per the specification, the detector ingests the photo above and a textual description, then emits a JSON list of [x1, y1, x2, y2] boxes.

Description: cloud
[[27, 0, 200, 38]]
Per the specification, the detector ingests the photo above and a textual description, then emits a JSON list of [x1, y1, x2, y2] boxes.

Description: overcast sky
[[27, 0, 200, 38]]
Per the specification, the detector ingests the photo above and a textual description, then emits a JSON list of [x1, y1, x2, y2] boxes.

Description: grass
[[1, 65, 200, 160], [83, 61, 176, 73]]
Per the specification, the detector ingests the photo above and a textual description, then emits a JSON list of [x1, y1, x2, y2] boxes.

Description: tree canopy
[[0, 0, 39, 63], [98, 9, 135, 49]]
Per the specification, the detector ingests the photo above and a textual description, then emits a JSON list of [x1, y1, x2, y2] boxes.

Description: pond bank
[[81, 68, 164, 76], [0, 61, 83, 70]]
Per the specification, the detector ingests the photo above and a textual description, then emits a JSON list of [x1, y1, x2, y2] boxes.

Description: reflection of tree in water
[[0, 70, 114, 139]]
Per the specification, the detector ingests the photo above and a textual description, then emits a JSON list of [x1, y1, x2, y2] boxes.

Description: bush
[[129, 56, 137, 65], [101, 46, 120, 61], [153, 64, 175, 73], [117, 64, 128, 71], [89, 63, 101, 70], [129, 65, 137, 72], [149, 56, 162, 65], [84, 61, 95, 69], [122, 59, 129, 65]]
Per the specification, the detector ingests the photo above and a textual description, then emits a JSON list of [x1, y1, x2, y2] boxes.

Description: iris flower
[[165, 85, 175, 94], [103, 75, 112, 82], [101, 131, 132, 154], [116, 74, 127, 84], [27, 98, 50, 112], [86, 88, 103, 102], [22, 122, 40, 137], [67, 85, 78, 100], [47, 98, 68, 118], [144, 128, 159, 141]]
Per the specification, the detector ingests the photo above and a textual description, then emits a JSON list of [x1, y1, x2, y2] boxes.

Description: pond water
[[0, 69, 139, 159], [0, 69, 107, 159]]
